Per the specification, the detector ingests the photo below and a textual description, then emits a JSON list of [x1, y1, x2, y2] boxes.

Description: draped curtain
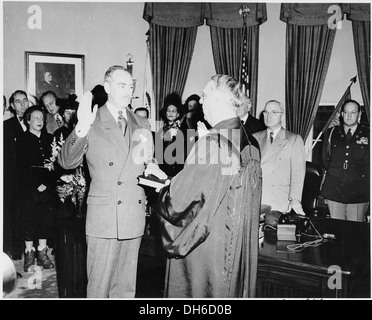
[[281, 3, 337, 140], [344, 3, 371, 124], [143, 2, 203, 123], [143, 3, 267, 121], [148, 24, 198, 122], [209, 27, 241, 80], [206, 3, 266, 117], [209, 25, 260, 116]]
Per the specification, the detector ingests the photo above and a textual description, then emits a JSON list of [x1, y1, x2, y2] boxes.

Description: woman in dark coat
[[16, 105, 58, 272], [156, 92, 187, 178]]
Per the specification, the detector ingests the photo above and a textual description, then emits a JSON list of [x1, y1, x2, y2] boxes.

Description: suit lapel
[[97, 105, 129, 159], [126, 108, 140, 146], [262, 128, 288, 163], [259, 131, 269, 159], [13, 117, 25, 136]]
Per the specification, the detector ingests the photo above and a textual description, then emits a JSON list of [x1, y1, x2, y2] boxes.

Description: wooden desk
[[257, 218, 370, 298], [56, 216, 87, 298]]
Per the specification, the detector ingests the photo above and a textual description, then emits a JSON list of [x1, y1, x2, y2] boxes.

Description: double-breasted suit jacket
[[253, 127, 306, 212], [58, 105, 154, 239]]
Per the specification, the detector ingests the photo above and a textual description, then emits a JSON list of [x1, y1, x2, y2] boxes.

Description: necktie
[[118, 110, 127, 135], [269, 131, 274, 144], [346, 128, 352, 142]]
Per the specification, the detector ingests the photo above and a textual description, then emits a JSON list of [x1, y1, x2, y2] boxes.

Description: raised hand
[[75, 91, 98, 136]]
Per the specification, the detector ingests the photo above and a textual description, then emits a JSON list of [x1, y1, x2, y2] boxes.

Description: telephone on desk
[[264, 210, 311, 241], [278, 210, 310, 233], [265, 210, 310, 231]]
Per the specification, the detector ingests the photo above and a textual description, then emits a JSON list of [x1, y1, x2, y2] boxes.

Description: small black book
[[137, 174, 170, 189]]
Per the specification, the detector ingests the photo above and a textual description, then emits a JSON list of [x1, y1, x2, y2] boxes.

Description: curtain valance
[[143, 2, 205, 27], [343, 3, 371, 21], [204, 3, 267, 28], [143, 3, 267, 28], [280, 3, 342, 26]]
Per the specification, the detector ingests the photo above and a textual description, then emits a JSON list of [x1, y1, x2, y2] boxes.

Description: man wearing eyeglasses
[[253, 100, 306, 216]]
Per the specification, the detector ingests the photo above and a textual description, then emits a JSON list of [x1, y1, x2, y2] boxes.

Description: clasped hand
[[287, 199, 305, 216], [144, 163, 167, 180], [144, 163, 169, 192]]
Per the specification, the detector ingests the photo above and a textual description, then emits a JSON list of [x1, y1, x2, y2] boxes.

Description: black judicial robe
[[156, 117, 262, 298]]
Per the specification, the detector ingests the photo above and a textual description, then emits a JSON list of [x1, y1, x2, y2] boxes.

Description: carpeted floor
[[4, 250, 59, 299], [4, 246, 167, 299]]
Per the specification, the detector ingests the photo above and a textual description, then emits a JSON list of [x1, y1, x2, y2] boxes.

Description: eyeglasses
[[263, 110, 283, 116]]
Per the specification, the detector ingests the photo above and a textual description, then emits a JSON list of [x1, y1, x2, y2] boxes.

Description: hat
[[57, 94, 79, 112]]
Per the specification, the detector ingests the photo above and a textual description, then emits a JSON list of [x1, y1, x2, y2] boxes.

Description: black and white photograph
[[25, 51, 84, 100], [1, 0, 371, 305]]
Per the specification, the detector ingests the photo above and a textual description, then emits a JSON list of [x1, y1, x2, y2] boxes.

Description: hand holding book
[[137, 174, 170, 192], [144, 163, 168, 180]]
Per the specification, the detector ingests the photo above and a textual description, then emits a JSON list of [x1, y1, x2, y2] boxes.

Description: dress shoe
[[24, 249, 36, 272], [37, 247, 54, 269]]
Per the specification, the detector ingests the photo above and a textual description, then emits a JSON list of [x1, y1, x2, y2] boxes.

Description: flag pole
[[306, 75, 357, 159]]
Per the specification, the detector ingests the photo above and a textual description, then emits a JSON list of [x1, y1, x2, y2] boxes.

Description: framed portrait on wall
[[25, 51, 85, 100]]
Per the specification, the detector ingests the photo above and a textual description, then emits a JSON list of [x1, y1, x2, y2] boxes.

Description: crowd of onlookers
[[2, 68, 369, 298], [1, 83, 213, 275]]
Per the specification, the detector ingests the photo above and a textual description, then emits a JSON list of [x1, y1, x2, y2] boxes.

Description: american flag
[[240, 27, 249, 96], [239, 5, 250, 96]]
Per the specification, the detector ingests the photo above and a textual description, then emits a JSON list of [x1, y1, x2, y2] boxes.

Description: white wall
[[3, 2, 150, 109], [3, 2, 363, 114]]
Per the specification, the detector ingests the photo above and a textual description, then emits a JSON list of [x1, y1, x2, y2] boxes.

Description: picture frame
[[25, 51, 85, 100]]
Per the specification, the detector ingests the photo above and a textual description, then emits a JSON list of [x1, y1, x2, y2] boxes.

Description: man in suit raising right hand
[[58, 65, 166, 298], [253, 100, 306, 216]]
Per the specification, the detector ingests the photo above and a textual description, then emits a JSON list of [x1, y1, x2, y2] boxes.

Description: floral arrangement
[[168, 120, 181, 138], [56, 166, 87, 209], [44, 134, 87, 213], [44, 135, 65, 172]]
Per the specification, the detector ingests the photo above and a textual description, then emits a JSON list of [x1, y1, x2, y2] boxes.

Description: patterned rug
[[4, 249, 59, 299]]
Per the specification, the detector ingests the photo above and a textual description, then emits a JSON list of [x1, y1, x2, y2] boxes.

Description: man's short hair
[[9, 90, 27, 105], [134, 107, 149, 118], [40, 90, 57, 101], [342, 99, 361, 113], [210, 74, 245, 110], [104, 65, 130, 83], [264, 99, 284, 113], [40, 91, 58, 109]]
